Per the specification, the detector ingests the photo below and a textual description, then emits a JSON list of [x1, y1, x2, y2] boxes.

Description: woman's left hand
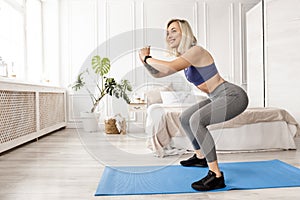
[[139, 46, 151, 63]]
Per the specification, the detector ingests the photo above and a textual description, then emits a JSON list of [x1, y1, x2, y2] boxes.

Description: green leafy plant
[[71, 55, 132, 113]]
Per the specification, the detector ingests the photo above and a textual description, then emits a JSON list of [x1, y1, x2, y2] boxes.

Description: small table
[[128, 103, 147, 131], [128, 103, 147, 112]]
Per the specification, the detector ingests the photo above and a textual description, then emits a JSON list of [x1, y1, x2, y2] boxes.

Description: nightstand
[[128, 103, 147, 132], [128, 103, 147, 112]]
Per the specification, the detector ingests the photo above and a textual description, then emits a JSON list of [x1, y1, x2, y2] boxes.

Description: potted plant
[[71, 55, 132, 132]]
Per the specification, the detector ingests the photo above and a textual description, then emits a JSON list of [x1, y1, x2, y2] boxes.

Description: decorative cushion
[[145, 84, 173, 105], [160, 91, 196, 105]]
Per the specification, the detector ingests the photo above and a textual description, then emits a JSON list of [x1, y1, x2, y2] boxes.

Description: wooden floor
[[0, 128, 299, 200]]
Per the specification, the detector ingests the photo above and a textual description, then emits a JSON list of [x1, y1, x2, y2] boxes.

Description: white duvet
[[146, 104, 299, 157]]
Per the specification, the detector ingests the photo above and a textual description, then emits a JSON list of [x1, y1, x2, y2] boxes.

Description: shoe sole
[[181, 164, 208, 167], [192, 183, 226, 191]]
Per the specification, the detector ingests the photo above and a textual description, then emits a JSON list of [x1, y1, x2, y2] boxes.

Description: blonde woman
[[139, 19, 248, 191]]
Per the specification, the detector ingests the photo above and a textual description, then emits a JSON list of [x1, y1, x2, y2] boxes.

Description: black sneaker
[[191, 170, 226, 191], [180, 154, 208, 167]]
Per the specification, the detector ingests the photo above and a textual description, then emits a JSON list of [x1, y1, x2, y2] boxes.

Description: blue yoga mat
[[95, 159, 300, 196]]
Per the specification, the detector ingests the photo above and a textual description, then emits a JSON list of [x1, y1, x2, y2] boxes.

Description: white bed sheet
[[146, 103, 298, 157], [146, 103, 191, 137], [211, 121, 297, 151]]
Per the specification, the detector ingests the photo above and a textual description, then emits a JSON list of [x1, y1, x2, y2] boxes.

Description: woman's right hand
[[139, 46, 151, 63]]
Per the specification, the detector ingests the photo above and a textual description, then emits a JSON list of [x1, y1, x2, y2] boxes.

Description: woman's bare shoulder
[[189, 45, 205, 53], [181, 45, 206, 65]]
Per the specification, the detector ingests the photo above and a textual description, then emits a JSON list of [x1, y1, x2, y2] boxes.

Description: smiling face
[[166, 21, 182, 49]]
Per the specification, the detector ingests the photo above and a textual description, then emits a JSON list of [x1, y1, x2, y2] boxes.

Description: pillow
[[145, 84, 173, 105], [160, 91, 197, 105]]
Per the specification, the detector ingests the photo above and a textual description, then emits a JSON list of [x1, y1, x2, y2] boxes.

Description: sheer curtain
[[26, 0, 43, 83], [0, 0, 25, 79], [0, 0, 59, 85]]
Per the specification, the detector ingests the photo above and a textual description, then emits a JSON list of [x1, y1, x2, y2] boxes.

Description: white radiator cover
[[0, 79, 67, 153]]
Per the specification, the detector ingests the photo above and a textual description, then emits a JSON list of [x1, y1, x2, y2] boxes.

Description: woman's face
[[166, 21, 182, 48]]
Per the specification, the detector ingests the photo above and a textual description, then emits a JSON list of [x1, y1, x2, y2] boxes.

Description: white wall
[[264, 0, 300, 122], [59, 0, 261, 128], [246, 2, 264, 107], [247, 0, 300, 123]]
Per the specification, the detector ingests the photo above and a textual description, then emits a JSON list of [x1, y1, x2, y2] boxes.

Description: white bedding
[[145, 104, 190, 157], [146, 104, 299, 157]]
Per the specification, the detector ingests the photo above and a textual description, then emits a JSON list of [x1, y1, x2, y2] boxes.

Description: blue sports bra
[[184, 62, 218, 86]]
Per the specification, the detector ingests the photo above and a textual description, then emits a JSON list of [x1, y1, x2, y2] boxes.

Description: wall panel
[[60, 0, 262, 128], [246, 2, 264, 107], [264, 0, 300, 122]]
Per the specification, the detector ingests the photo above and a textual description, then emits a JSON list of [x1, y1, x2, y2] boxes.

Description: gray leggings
[[179, 82, 248, 162]]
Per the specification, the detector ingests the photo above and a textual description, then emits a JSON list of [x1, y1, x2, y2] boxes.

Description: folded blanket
[[209, 107, 300, 131], [146, 106, 300, 157]]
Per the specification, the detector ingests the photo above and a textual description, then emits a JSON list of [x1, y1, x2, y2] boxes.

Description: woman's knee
[[189, 113, 207, 133], [179, 110, 192, 126], [179, 114, 188, 127]]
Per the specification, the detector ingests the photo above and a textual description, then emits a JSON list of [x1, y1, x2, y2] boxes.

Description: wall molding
[[229, 3, 235, 82], [61, 0, 262, 129]]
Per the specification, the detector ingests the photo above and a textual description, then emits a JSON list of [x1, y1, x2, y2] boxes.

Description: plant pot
[[80, 111, 100, 132]]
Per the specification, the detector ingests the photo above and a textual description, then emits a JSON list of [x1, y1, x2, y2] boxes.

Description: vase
[[80, 111, 100, 132]]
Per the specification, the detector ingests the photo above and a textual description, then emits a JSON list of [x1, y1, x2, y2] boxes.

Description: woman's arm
[[139, 46, 191, 78], [143, 62, 160, 75], [143, 57, 191, 78]]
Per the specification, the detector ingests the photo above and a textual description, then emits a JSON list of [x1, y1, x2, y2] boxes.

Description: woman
[[139, 19, 248, 191]]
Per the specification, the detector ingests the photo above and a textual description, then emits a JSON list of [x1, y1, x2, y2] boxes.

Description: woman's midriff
[[196, 74, 225, 94]]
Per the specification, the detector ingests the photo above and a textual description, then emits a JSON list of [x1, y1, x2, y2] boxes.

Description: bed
[[145, 103, 300, 157]]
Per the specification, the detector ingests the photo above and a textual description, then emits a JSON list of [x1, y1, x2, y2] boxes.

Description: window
[[26, 0, 43, 82], [0, 0, 25, 79], [0, 0, 59, 85]]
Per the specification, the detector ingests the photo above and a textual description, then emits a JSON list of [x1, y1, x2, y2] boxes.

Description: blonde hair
[[166, 19, 197, 56]]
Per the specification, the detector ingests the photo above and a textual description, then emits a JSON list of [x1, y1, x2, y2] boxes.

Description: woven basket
[[104, 119, 120, 134]]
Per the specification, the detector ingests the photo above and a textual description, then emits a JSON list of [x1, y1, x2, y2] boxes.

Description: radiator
[[0, 80, 67, 153]]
